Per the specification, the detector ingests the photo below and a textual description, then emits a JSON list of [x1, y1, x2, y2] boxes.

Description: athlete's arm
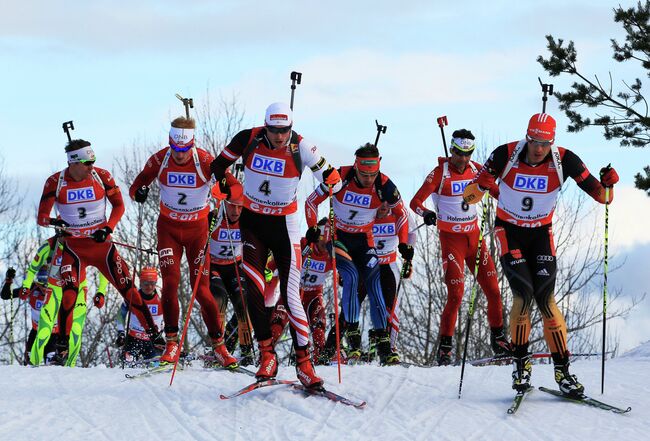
[[381, 177, 409, 243], [563, 149, 616, 204], [299, 139, 342, 192], [210, 129, 252, 181], [410, 167, 441, 216], [464, 144, 509, 204], [305, 188, 329, 228], [37, 174, 59, 227], [99, 169, 125, 231], [129, 152, 163, 200]]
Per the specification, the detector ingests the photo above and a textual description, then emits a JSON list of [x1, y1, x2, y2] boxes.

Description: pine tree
[[537, 1, 650, 194]]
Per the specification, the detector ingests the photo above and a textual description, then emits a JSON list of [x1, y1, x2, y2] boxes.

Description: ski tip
[[219, 394, 229, 400]]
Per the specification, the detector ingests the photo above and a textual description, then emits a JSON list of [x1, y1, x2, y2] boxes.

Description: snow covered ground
[[1, 343, 649, 441]]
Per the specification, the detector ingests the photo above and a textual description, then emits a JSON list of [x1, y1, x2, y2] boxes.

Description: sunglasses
[[450, 147, 473, 157], [527, 136, 553, 147], [265, 125, 292, 134]]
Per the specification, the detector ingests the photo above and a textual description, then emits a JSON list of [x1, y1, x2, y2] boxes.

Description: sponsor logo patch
[[251, 154, 286, 176], [159, 248, 173, 257], [372, 223, 396, 236], [451, 180, 471, 196], [66, 187, 96, 202], [167, 172, 196, 187], [513, 174, 548, 192], [342, 191, 372, 208], [218, 229, 241, 241]]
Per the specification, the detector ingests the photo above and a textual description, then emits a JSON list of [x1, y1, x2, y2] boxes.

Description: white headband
[[67, 146, 96, 163], [169, 127, 194, 147], [451, 137, 475, 152]]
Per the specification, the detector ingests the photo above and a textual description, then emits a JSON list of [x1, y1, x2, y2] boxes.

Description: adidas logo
[[264, 358, 276, 375], [537, 268, 550, 276]]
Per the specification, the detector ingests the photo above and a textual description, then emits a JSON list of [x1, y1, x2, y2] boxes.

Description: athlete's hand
[[322, 166, 341, 186], [398, 243, 414, 261], [134, 186, 149, 203], [423, 210, 437, 226], [17, 287, 30, 301], [211, 178, 229, 201], [115, 331, 126, 347], [463, 183, 485, 205], [401, 260, 413, 279], [93, 292, 105, 309], [305, 225, 321, 244], [5, 267, 16, 281], [599, 165, 619, 188], [91, 226, 112, 243]]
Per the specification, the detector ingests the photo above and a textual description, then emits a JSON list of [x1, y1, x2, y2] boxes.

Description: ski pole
[[328, 185, 342, 383], [122, 200, 145, 369], [46, 225, 157, 255], [374, 120, 387, 147], [175, 94, 194, 119], [170, 206, 221, 386], [106, 346, 114, 368], [289, 71, 302, 111], [538, 77, 554, 114], [601, 186, 610, 394], [9, 291, 14, 365], [436, 116, 449, 158], [62, 121, 74, 142], [222, 200, 257, 362], [458, 194, 489, 399]]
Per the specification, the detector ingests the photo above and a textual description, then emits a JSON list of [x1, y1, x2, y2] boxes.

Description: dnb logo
[[373, 223, 395, 237], [148, 305, 159, 314], [342, 191, 371, 208], [251, 154, 286, 176], [167, 172, 196, 188], [67, 187, 96, 203], [218, 229, 241, 241], [514, 174, 548, 193], [451, 180, 471, 196]]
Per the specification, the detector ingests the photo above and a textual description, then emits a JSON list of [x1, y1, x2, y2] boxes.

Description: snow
[[1, 355, 648, 441]]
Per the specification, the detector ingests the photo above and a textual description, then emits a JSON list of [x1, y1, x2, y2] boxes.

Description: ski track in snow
[[1, 352, 650, 441]]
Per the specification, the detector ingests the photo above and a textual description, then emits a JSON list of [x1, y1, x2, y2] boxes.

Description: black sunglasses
[[450, 147, 473, 157], [265, 125, 292, 134]]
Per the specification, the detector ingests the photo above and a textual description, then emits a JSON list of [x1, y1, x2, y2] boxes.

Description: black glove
[[49, 218, 70, 228], [305, 225, 321, 244], [423, 210, 437, 226], [398, 243, 414, 261], [115, 331, 126, 347], [5, 267, 16, 280], [207, 210, 219, 230], [401, 260, 413, 279], [91, 226, 113, 243], [134, 186, 149, 203]]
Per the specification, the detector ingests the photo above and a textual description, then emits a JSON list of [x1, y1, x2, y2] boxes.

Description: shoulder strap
[[438, 161, 450, 194], [242, 131, 263, 165], [192, 147, 209, 183], [158, 148, 172, 180], [550, 145, 564, 186], [55, 171, 65, 200], [500, 140, 527, 180], [289, 131, 302, 174]]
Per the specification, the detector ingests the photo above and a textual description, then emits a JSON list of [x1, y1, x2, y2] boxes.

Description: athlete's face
[[449, 149, 472, 173], [225, 202, 242, 223], [526, 140, 553, 165], [171, 149, 192, 165], [376, 202, 390, 219], [265, 125, 292, 149], [140, 281, 156, 295], [68, 161, 94, 181], [354, 168, 378, 188]]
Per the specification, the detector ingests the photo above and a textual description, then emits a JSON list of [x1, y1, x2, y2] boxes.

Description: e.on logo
[[342, 191, 371, 208], [251, 154, 286, 176], [67, 187, 95, 202], [167, 172, 196, 188], [513, 174, 548, 193], [451, 180, 471, 195]]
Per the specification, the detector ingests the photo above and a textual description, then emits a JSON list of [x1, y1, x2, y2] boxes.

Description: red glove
[[600, 165, 619, 187], [93, 293, 105, 309], [211, 178, 229, 201], [475, 171, 495, 191], [323, 166, 341, 186]]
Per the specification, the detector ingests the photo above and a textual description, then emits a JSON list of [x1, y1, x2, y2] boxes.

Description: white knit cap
[[264, 102, 293, 127]]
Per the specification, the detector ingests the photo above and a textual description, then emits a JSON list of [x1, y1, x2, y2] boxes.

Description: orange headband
[[355, 156, 380, 174]]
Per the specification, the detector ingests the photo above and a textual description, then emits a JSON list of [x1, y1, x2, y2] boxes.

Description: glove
[[423, 210, 437, 226], [49, 217, 70, 237], [599, 165, 619, 188], [115, 331, 126, 347], [15, 287, 30, 300], [463, 182, 485, 205], [398, 243, 414, 261], [401, 260, 413, 279], [322, 166, 341, 186], [134, 186, 149, 203], [305, 225, 321, 244], [91, 226, 112, 243], [93, 292, 105, 309], [212, 178, 230, 201], [5, 267, 15, 281]]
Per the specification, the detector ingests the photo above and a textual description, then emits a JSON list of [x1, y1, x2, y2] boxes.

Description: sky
[[1, 0, 649, 350]]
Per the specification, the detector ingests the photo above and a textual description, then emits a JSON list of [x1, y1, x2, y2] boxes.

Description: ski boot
[[490, 327, 512, 357], [239, 344, 254, 367], [377, 329, 400, 365], [512, 349, 533, 392], [364, 329, 379, 363], [295, 347, 323, 389], [553, 355, 584, 397], [212, 338, 238, 369], [160, 334, 180, 364], [345, 323, 362, 361], [436, 336, 453, 366], [51, 339, 69, 366], [255, 338, 278, 380]]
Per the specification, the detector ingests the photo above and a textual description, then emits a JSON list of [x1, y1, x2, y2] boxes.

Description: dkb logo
[[167, 173, 196, 187], [218, 229, 241, 241], [67, 187, 95, 202], [513, 174, 548, 193], [451, 180, 471, 195], [373, 223, 395, 236], [251, 154, 286, 176], [342, 191, 371, 208]]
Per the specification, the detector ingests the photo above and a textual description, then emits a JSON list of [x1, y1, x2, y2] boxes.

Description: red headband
[[355, 156, 380, 174]]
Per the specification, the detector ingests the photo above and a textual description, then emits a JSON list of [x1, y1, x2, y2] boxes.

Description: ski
[[507, 387, 533, 415], [291, 384, 367, 409], [198, 355, 256, 377], [125, 363, 175, 379], [471, 352, 607, 367], [219, 379, 297, 400], [538, 387, 632, 414]]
